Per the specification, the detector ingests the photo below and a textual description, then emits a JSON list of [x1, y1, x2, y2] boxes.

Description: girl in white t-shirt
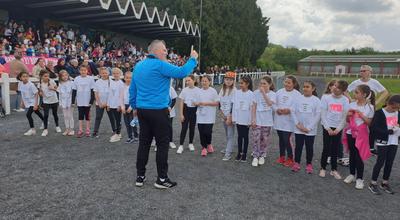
[[320, 80, 350, 180], [250, 76, 276, 167], [38, 70, 60, 136], [194, 75, 220, 157], [343, 84, 375, 189], [107, 68, 124, 143], [58, 70, 74, 136], [73, 64, 96, 138], [274, 75, 301, 167], [169, 86, 178, 148], [219, 71, 236, 161], [232, 75, 254, 162], [92, 67, 110, 138], [121, 71, 138, 144], [291, 81, 321, 173], [177, 75, 200, 154], [19, 72, 44, 136]]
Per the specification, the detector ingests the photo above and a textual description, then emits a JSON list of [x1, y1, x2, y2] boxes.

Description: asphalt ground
[[0, 77, 399, 219]]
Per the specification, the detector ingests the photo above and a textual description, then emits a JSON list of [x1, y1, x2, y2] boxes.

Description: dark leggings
[[372, 145, 398, 181], [277, 130, 293, 158], [93, 106, 107, 133], [294, 134, 315, 164], [237, 124, 249, 155], [179, 105, 197, 145], [198, 124, 214, 149], [347, 134, 364, 179], [169, 118, 173, 142], [26, 106, 44, 128], [78, 106, 91, 121], [43, 103, 59, 129], [107, 108, 122, 134], [321, 128, 342, 171], [123, 105, 138, 139]]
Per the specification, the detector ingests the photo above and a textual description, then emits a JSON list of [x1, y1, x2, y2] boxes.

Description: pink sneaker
[[207, 144, 214, 153], [291, 162, 300, 172], [77, 130, 83, 138], [306, 164, 313, 174], [201, 148, 208, 157], [85, 129, 91, 137]]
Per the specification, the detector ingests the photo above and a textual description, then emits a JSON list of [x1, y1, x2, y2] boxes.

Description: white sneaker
[[41, 129, 48, 137], [151, 139, 156, 147], [344, 175, 356, 184], [68, 131, 75, 136], [258, 157, 265, 165], [24, 129, 36, 136], [177, 145, 184, 154], [188, 144, 195, 151], [118, 134, 122, 139], [169, 142, 177, 149], [355, 179, 364, 190], [252, 158, 259, 167], [16, 108, 25, 112], [40, 123, 44, 130], [109, 134, 120, 143], [330, 171, 342, 180], [319, 169, 326, 178], [56, 127, 62, 133]]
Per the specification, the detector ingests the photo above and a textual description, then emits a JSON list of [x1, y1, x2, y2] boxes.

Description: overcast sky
[[256, 0, 400, 51]]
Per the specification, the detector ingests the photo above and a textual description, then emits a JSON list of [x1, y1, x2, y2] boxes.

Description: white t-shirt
[[346, 102, 375, 135], [58, 81, 73, 108], [253, 90, 276, 127], [232, 89, 254, 126], [169, 87, 178, 118], [94, 79, 110, 106], [123, 84, 130, 105], [321, 94, 350, 128], [219, 88, 235, 117], [40, 79, 58, 104], [274, 88, 301, 132], [292, 95, 322, 136], [73, 76, 95, 107], [18, 81, 38, 108], [179, 86, 201, 107], [348, 79, 386, 94], [107, 80, 124, 109], [196, 87, 219, 124], [376, 109, 399, 146]]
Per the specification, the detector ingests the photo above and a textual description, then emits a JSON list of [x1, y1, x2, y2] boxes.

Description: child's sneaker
[[68, 130, 75, 136], [55, 127, 62, 133], [125, 138, 134, 144], [284, 157, 294, 167], [62, 130, 69, 136], [241, 153, 247, 162], [188, 144, 195, 151], [85, 130, 91, 137], [276, 156, 285, 165], [291, 162, 300, 172], [252, 158, 259, 167], [355, 179, 364, 190], [41, 129, 48, 137], [154, 178, 177, 189], [176, 145, 184, 154], [380, 183, 394, 194], [77, 130, 84, 138], [91, 132, 99, 138], [319, 169, 326, 178], [207, 144, 214, 153], [220, 149, 226, 154], [24, 128, 36, 136], [109, 134, 120, 143], [135, 176, 146, 187], [368, 183, 381, 195], [330, 170, 342, 180], [235, 153, 242, 162], [201, 148, 208, 157], [306, 164, 313, 174], [258, 157, 265, 165], [169, 142, 176, 149], [222, 154, 231, 161], [344, 175, 356, 184]]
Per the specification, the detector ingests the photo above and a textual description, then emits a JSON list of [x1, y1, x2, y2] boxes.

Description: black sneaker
[[135, 176, 146, 187], [235, 153, 242, 161], [154, 178, 177, 189], [125, 138, 134, 144], [368, 183, 381, 195], [380, 183, 394, 194], [91, 132, 99, 138], [241, 153, 247, 162]]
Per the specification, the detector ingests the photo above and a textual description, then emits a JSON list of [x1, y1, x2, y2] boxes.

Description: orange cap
[[225, 71, 236, 79]]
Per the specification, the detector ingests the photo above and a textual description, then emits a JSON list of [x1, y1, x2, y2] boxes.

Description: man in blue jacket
[[130, 40, 198, 189]]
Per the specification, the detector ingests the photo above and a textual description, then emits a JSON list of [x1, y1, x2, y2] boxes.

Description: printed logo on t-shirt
[[299, 103, 312, 113], [280, 95, 289, 105], [386, 116, 398, 127], [329, 103, 343, 113], [221, 101, 230, 111]]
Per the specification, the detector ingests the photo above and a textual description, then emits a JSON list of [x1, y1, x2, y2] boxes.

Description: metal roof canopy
[[299, 55, 400, 63], [1, 0, 200, 39]]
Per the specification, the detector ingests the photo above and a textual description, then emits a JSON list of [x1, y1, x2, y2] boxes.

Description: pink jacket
[[343, 114, 371, 161]]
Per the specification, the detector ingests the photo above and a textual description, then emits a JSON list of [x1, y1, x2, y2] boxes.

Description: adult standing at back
[[9, 50, 29, 112], [347, 65, 389, 105], [130, 40, 198, 189]]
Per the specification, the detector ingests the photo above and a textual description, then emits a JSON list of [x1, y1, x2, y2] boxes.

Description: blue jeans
[[14, 91, 21, 109]]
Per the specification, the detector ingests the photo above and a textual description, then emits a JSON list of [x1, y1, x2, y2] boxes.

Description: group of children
[[18, 68, 400, 195]]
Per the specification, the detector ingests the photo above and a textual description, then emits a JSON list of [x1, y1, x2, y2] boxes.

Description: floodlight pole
[[198, 0, 203, 71]]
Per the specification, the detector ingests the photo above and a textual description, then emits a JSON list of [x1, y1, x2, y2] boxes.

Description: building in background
[[298, 55, 400, 75]]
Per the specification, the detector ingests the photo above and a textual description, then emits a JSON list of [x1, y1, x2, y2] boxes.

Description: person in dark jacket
[[368, 95, 400, 195], [65, 59, 80, 78]]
